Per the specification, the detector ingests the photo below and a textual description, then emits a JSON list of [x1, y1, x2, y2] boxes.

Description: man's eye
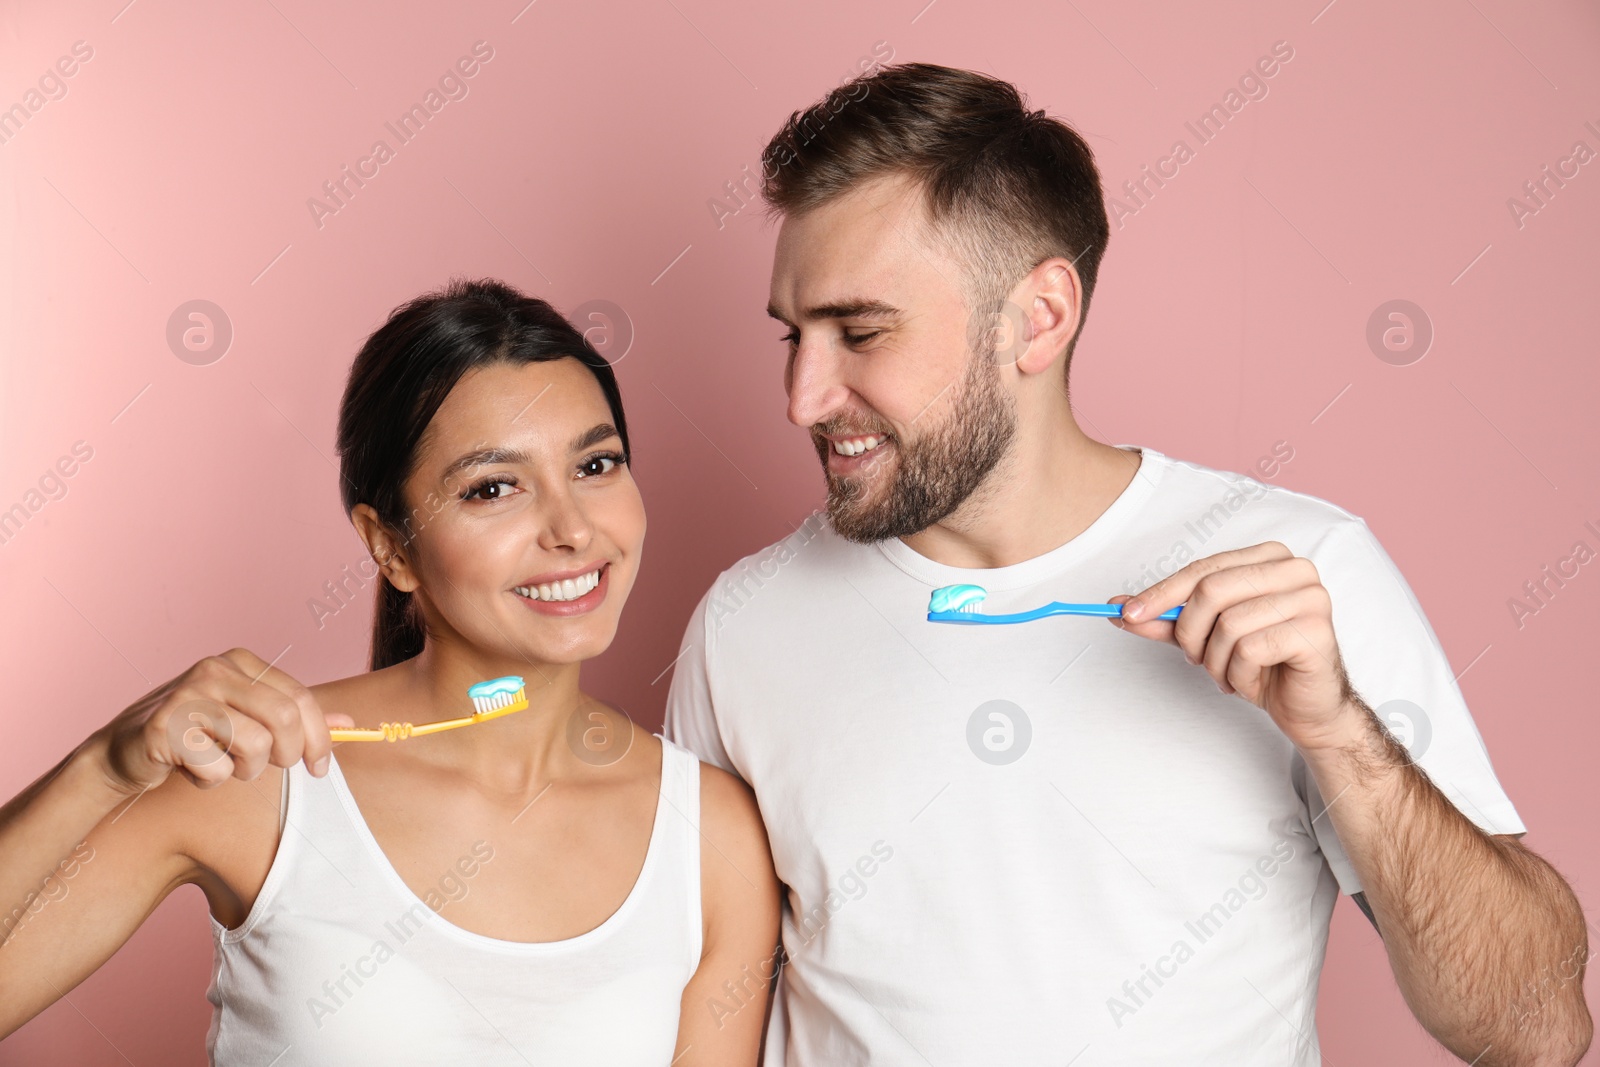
[[844, 331, 880, 345], [779, 331, 799, 347]]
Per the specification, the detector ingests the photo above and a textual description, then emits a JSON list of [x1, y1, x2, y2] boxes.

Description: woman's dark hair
[[334, 276, 631, 671]]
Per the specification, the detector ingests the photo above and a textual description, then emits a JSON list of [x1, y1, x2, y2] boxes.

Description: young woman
[[0, 278, 782, 1064]]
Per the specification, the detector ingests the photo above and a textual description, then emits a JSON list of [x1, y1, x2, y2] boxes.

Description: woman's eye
[[463, 477, 517, 501], [578, 454, 622, 478]]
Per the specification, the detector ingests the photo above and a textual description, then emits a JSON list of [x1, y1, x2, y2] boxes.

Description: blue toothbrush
[[926, 583, 1183, 624]]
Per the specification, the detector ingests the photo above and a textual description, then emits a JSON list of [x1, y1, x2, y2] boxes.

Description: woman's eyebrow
[[440, 423, 618, 482], [570, 423, 619, 452], [440, 446, 533, 482]]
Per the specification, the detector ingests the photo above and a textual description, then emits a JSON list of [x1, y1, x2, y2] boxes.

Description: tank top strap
[[661, 736, 701, 830], [658, 736, 703, 960]]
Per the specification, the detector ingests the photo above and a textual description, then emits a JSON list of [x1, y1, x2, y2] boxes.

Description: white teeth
[[515, 568, 601, 603], [832, 434, 887, 457]]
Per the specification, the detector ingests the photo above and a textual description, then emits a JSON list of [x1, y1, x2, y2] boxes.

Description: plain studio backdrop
[[1, 0, 1596, 1062]]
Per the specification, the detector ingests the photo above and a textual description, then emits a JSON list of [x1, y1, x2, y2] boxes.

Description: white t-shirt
[[664, 444, 1524, 1066]]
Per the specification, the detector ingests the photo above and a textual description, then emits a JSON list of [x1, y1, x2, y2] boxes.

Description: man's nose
[[785, 337, 851, 429]]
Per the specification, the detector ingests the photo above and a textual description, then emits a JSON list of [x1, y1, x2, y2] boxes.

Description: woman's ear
[[351, 503, 419, 593]]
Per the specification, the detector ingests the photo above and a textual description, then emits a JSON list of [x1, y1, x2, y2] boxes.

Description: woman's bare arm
[[674, 765, 783, 1067], [0, 733, 205, 1035], [0, 649, 350, 1037]]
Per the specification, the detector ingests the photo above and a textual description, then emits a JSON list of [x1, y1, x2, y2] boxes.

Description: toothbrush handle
[[1050, 602, 1183, 621]]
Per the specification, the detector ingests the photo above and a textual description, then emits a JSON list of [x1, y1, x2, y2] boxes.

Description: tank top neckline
[[320, 735, 679, 956]]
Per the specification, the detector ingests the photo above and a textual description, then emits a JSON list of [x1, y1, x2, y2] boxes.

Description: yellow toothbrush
[[329, 675, 528, 743]]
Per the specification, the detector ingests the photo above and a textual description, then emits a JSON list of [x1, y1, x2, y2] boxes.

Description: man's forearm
[[1302, 700, 1592, 1066]]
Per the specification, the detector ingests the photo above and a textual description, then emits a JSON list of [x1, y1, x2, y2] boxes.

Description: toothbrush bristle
[[929, 583, 989, 614]]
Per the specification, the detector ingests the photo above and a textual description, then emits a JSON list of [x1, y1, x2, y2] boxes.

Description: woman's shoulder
[[689, 757, 757, 818], [655, 735, 741, 805], [681, 751, 772, 873], [677, 748, 780, 947], [147, 674, 384, 914], [111, 757, 290, 928], [306, 668, 396, 723]]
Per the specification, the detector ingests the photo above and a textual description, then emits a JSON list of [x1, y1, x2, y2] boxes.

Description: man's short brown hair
[[761, 62, 1110, 374]]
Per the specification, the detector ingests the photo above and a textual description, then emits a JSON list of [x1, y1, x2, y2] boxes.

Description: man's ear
[[1006, 257, 1084, 377], [351, 503, 419, 593]]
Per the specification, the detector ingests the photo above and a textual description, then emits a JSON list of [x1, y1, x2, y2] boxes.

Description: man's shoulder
[[702, 509, 859, 589], [1148, 445, 1368, 545], [691, 510, 873, 638]]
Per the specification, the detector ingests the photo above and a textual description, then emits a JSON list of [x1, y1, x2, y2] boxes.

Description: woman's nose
[[536, 492, 593, 552]]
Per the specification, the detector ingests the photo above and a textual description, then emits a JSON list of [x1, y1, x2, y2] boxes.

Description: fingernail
[[1123, 599, 1143, 621], [313, 755, 329, 777]]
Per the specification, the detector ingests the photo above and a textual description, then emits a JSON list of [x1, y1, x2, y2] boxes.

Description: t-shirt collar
[[871, 443, 1165, 591]]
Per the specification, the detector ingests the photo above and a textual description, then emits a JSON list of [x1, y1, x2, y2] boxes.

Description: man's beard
[[813, 341, 1017, 544]]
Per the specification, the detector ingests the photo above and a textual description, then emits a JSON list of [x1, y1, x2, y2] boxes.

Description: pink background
[[2, 0, 1596, 1062]]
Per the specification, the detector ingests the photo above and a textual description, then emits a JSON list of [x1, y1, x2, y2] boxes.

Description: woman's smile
[[511, 561, 612, 616]]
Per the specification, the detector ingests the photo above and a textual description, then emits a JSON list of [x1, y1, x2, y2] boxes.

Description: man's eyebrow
[[766, 299, 902, 325], [439, 424, 619, 482]]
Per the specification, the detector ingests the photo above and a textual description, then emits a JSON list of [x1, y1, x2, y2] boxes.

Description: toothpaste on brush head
[[929, 584, 987, 613], [468, 675, 525, 714]]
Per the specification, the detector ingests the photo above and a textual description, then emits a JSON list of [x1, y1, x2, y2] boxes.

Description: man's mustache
[[811, 420, 894, 440]]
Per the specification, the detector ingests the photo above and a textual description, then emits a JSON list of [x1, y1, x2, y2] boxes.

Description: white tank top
[[204, 736, 703, 1066]]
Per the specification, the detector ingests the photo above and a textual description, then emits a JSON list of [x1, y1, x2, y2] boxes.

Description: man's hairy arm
[[1306, 705, 1591, 1066]]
